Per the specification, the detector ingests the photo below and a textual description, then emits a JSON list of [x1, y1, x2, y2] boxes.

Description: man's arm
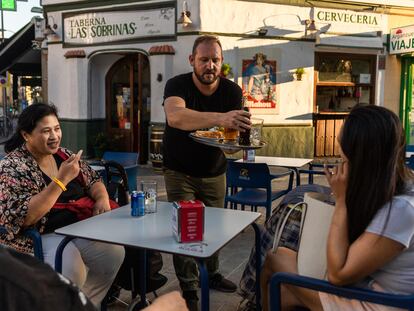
[[164, 96, 250, 131]]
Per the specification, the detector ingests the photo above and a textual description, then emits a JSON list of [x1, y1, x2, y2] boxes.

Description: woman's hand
[[93, 198, 111, 215], [324, 160, 349, 203], [56, 150, 82, 185]]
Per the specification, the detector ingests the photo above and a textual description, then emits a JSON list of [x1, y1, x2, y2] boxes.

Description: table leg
[[293, 168, 301, 186], [197, 259, 209, 311], [54, 236, 74, 273], [251, 222, 262, 311], [129, 249, 149, 310]]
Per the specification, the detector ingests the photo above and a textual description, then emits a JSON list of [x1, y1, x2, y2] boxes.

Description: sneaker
[[183, 290, 199, 311], [209, 273, 237, 293]]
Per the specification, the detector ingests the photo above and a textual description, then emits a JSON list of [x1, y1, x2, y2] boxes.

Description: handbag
[[298, 192, 335, 278], [272, 192, 335, 279]]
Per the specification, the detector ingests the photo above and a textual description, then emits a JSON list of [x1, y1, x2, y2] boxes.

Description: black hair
[[192, 35, 223, 56], [4, 103, 59, 153], [340, 105, 413, 242]]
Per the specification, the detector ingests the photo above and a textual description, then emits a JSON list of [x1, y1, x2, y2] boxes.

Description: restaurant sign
[[390, 25, 414, 55], [314, 8, 383, 34], [63, 7, 175, 45]]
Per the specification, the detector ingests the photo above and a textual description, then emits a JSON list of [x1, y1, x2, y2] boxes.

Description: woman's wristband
[[52, 177, 67, 192]]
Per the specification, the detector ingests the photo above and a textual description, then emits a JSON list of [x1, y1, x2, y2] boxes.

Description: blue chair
[[225, 161, 294, 220], [102, 151, 139, 192], [269, 272, 414, 311], [0, 226, 44, 260], [298, 163, 335, 185]]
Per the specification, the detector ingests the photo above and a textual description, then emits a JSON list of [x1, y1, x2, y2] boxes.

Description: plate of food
[[189, 131, 266, 151]]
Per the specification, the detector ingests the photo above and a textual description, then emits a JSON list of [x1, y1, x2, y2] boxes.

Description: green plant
[[221, 63, 233, 78], [294, 67, 305, 80], [92, 133, 123, 158]]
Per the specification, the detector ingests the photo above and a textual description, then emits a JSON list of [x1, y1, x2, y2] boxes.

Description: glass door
[[105, 54, 151, 163]]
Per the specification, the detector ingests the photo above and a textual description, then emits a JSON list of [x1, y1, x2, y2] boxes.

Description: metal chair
[[270, 272, 414, 311], [298, 163, 335, 185], [102, 151, 139, 192], [0, 226, 44, 260], [224, 161, 294, 220]]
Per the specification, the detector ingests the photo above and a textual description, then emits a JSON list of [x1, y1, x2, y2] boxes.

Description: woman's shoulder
[[1, 147, 30, 167]]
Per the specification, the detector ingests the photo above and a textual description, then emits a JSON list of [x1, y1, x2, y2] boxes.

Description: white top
[[55, 202, 260, 258], [236, 156, 313, 168], [365, 191, 414, 294]]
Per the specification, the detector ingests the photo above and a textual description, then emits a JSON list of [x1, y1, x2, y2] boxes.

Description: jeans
[[164, 169, 226, 292]]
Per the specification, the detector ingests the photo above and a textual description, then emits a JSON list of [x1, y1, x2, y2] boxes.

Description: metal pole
[[1, 6, 4, 43]]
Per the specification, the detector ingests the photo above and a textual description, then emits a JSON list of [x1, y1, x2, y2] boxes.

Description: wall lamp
[[257, 27, 268, 36], [177, 1, 192, 27], [44, 16, 58, 36], [305, 19, 317, 33]]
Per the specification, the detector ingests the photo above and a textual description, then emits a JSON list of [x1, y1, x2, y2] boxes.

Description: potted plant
[[294, 67, 305, 81], [221, 63, 233, 78]]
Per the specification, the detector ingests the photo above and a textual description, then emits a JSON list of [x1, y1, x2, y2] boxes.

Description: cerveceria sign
[[316, 10, 378, 25], [390, 25, 414, 55], [64, 7, 175, 45]]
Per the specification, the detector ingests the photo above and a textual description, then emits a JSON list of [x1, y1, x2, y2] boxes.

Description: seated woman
[[261, 105, 414, 311], [0, 103, 125, 308]]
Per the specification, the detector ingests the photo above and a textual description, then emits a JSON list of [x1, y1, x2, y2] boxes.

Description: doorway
[[105, 53, 150, 164]]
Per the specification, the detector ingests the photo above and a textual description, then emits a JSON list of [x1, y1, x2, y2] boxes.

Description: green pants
[[164, 169, 226, 292]]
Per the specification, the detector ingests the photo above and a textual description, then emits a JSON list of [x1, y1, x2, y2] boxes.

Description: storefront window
[[315, 53, 376, 112]]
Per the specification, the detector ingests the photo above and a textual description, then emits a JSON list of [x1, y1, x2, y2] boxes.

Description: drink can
[[131, 191, 145, 217]]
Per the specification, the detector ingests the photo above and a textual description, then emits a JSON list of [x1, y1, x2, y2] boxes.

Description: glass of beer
[[223, 128, 239, 142]]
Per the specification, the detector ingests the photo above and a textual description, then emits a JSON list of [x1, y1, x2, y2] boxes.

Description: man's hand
[[143, 291, 188, 311], [220, 110, 251, 131]]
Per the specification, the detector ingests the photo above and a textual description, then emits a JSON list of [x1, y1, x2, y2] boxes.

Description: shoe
[[237, 299, 256, 311], [209, 273, 237, 293], [183, 290, 199, 311]]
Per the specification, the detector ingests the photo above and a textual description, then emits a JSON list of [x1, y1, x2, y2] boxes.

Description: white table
[[55, 202, 261, 311], [236, 156, 313, 185]]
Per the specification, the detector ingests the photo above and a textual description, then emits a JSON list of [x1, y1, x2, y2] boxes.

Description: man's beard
[[194, 69, 219, 85]]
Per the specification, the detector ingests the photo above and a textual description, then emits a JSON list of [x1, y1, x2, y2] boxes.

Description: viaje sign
[[390, 25, 414, 55], [63, 7, 175, 46]]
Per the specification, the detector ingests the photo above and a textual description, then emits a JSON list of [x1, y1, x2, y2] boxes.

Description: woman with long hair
[[261, 105, 414, 310], [0, 103, 124, 308]]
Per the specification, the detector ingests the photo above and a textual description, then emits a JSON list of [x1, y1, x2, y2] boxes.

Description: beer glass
[[140, 180, 157, 213]]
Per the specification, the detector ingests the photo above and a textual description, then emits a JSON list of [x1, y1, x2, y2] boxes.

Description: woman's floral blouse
[[0, 145, 101, 254]]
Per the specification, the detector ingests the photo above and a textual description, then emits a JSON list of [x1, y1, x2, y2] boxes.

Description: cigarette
[[76, 149, 83, 158]]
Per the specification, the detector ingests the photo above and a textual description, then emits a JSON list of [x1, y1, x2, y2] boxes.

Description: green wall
[[230, 126, 314, 159], [60, 119, 106, 158]]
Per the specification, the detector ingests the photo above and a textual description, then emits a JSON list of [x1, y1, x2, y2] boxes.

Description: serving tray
[[189, 133, 266, 150]]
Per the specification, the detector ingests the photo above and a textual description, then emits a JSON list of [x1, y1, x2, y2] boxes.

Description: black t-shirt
[[163, 73, 242, 177], [0, 246, 96, 311]]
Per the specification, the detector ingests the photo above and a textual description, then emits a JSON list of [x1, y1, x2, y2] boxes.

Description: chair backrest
[[226, 161, 271, 189], [299, 163, 334, 185], [103, 160, 129, 206], [102, 151, 139, 168], [270, 272, 414, 311]]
